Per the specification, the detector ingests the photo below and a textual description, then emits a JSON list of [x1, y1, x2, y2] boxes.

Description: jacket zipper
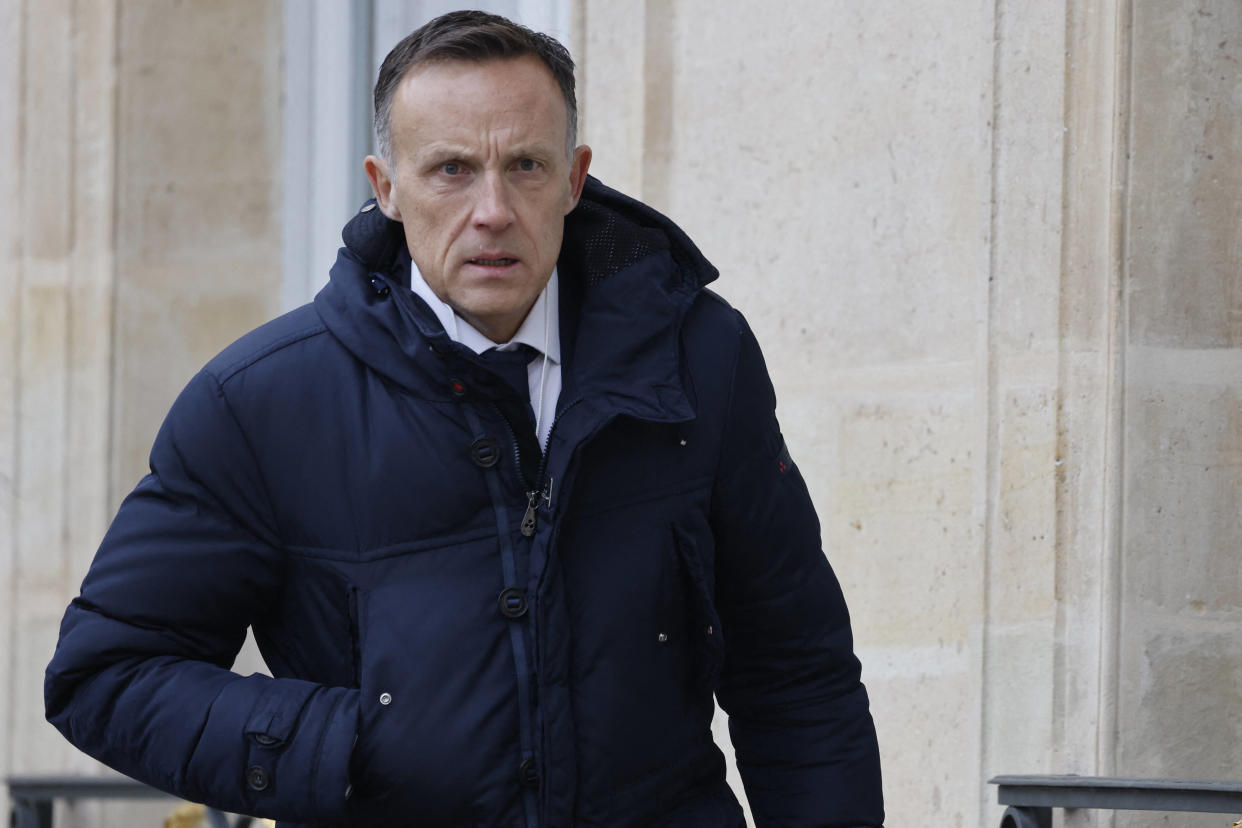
[[495, 398, 584, 538]]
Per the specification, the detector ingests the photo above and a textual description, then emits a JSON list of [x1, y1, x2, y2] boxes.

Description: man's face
[[366, 56, 591, 343]]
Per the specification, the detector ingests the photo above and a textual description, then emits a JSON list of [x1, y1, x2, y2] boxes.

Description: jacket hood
[[314, 176, 717, 423]]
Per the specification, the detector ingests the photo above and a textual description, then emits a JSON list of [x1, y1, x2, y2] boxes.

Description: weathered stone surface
[[111, 0, 284, 499], [865, 666, 981, 828], [655, 1, 995, 374], [1124, 382, 1242, 615], [1, 1, 25, 818], [1115, 624, 1242, 828], [1128, 0, 1242, 348], [833, 397, 977, 646]]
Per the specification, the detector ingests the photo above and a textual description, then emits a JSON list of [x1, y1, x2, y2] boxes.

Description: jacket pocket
[[345, 585, 394, 805], [669, 523, 725, 692], [347, 586, 362, 689]]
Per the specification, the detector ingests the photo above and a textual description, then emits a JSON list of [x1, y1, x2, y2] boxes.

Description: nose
[[471, 172, 516, 231]]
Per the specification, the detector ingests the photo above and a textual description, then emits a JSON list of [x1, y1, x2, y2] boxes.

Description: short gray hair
[[373, 10, 578, 162]]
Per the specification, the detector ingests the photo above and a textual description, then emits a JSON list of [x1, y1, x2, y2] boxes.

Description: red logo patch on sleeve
[[777, 441, 795, 474]]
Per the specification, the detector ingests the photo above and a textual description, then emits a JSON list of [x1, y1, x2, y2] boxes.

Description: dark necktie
[[479, 344, 538, 404], [480, 346, 540, 462]]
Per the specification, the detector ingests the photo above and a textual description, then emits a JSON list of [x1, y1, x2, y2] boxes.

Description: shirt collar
[[409, 263, 561, 364]]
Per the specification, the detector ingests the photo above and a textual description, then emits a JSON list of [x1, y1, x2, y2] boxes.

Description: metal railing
[[990, 775, 1242, 828], [7, 775, 254, 828]]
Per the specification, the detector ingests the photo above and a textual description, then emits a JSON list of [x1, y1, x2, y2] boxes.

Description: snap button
[[251, 733, 278, 747], [517, 757, 539, 790], [657, 632, 668, 643], [379, 692, 392, 705], [370, 277, 390, 297], [497, 587, 527, 619], [470, 437, 501, 468], [245, 765, 270, 791], [449, 378, 467, 397]]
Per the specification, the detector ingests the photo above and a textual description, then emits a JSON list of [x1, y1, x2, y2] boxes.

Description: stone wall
[[2, 2, 123, 821], [1, 0, 282, 823], [1116, 3, 1242, 826]]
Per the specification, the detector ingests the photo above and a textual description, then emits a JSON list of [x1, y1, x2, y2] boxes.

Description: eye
[[517, 158, 539, 172], [441, 162, 462, 176]]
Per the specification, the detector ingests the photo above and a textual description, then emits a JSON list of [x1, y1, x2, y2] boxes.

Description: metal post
[[9, 798, 50, 828], [1000, 805, 1052, 828]]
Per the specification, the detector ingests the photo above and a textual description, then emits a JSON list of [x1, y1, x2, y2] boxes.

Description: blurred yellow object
[[163, 802, 274, 827], [164, 803, 204, 828]]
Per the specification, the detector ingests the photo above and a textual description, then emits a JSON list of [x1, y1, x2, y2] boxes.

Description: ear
[[364, 155, 402, 221], [565, 145, 592, 213]]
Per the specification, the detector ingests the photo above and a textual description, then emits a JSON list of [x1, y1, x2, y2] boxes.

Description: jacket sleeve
[[710, 314, 884, 827], [45, 369, 358, 824]]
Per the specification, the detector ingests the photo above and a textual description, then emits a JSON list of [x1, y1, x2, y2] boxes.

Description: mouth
[[466, 256, 519, 268]]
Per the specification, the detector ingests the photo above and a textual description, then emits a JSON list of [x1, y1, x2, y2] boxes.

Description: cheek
[[407, 202, 463, 248]]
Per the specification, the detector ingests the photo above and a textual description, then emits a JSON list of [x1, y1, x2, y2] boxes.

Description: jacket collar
[[314, 177, 717, 424]]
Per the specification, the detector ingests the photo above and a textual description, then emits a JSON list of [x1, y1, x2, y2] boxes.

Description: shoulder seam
[[710, 307, 748, 483], [209, 321, 328, 384], [202, 370, 288, 546]]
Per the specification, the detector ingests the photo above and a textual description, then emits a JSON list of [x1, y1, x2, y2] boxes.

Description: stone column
[[1, 2, 121, 814], [1115, 3, 1242, 826], [1, 0, 282, 822]]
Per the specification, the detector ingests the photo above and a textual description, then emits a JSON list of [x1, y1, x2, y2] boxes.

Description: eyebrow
[[414, 142, 559, 164]]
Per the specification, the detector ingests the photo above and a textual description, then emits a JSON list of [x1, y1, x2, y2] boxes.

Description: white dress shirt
[[410, 264, 562, 449]]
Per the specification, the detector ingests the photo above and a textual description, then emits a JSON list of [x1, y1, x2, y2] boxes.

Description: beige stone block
[[867, 667, 980, 828], [643, 0, 993, 370], [116, 52, 277, 188], [989, 385, 1058, 622], [1049, 359, 1115, 774], [22, 0, 73, 261], [1050, 355, 1117, 779], [0, 0, 16, 804], [66, 0, 119, 577], [1117, 623, 1242, 782], [17, 279, 70, 585], [577, 2, 646, 195], [123, 177, 281, 269], [980, 621, 1056, 789], [67, 281, 115, 576], [991, 0, 1067, 355], [1060, 0, 1126, 353], [1128, 0, 1242, 348], [1123, 382, 1242, 615], [832, 398, 977, 648], [1053, 351, 1113, 605], [72, 0, 119, 260], [0, 0, 21, 258]]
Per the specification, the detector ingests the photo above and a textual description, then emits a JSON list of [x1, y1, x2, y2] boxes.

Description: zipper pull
[[521, 491, 540, 537]]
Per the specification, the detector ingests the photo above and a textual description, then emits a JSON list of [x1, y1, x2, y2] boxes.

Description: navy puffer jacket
[[46, 178, 883, 827]]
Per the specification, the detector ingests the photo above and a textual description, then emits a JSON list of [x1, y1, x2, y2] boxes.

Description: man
[[46, 11, 883, 827]]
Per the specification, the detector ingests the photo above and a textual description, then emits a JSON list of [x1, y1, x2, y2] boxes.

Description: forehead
[[389, 55, 568, 153]]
